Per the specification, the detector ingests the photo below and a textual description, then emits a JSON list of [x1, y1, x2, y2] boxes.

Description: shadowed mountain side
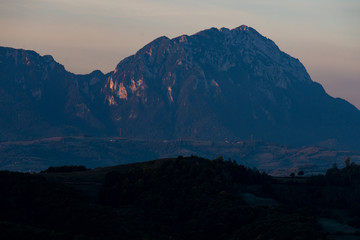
[[0, 47, 111, 140]]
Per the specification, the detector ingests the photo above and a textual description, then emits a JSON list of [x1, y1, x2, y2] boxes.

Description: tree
[[345, 157, 351, 167], [298, 171, 304, 176]]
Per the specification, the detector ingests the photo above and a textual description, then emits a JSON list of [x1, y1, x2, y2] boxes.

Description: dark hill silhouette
[[2, 156, 360, 239]]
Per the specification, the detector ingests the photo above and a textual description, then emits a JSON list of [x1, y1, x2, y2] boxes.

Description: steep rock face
[[103, 26, 360, 148], [102, 35, 232, 139], [0, 47, 108, 139]]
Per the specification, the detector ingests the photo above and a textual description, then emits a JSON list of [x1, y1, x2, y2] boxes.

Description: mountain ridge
[[1, 25, 360, 150]]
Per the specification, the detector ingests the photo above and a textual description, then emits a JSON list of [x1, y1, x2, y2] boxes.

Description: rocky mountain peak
[[103, 24, 311, 108], [232, 24, 251, 31]]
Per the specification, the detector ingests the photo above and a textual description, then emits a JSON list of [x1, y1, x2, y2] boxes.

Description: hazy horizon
[[1, 0, 359, 109]]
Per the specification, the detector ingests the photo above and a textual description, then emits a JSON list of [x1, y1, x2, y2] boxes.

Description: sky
[[1, 0, 359, 109]]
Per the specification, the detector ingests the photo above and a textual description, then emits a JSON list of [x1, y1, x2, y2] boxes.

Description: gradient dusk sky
[[1, 0, 359, 109]]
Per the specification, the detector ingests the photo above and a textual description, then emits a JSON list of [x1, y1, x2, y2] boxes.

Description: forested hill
[[1, 156, 360, 239]]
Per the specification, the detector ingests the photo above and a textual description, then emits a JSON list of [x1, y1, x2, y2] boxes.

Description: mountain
[[1, 25, 360, 150], [0, 47, 109, 139], [103, 25, 360, 149]]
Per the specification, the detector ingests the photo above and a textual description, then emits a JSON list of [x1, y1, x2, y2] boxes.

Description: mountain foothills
[[1, 25, 360, 150]]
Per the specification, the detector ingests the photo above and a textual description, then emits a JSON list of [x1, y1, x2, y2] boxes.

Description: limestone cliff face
[[1, 26, 360, 150]]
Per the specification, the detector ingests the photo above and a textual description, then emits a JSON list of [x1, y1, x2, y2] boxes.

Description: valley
[[1, 136, 359, 175]]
